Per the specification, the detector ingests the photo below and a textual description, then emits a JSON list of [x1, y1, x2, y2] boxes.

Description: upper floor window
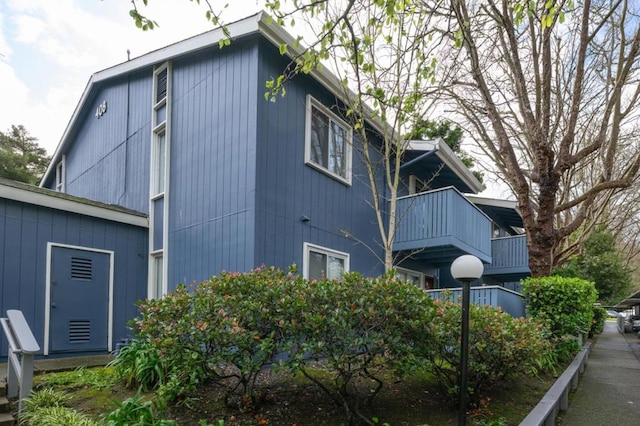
[[303, 242, 350, 281], [305, 96, 352, 185], [55, 156, 66, 192]]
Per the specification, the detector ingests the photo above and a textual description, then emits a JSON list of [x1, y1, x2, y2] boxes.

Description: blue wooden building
[[0, 178, 147, 357], [6, 10, 533, 358]]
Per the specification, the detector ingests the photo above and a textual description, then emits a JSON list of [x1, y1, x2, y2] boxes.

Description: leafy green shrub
[[189, 266, 306, 407], [522, 276, 597, 337], [101, 391, 176, 426], [125, 266, 306, 405], [20, 388, 95, 426], [284, 272, 437, 424], [522, 276, 597, 361], [590, 307, 607, 337], [424, 300, 552, 407]]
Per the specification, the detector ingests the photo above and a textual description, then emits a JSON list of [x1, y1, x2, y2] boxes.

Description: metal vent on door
[[68, 320, 91, 343], [70, 257, 93, 280]]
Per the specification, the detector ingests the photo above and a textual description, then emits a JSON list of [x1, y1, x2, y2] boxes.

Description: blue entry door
[[50, 246, 110, 353]]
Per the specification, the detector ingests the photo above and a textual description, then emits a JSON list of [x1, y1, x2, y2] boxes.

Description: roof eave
[[1, 181, 148, 228], [408, 138, 484, 194]]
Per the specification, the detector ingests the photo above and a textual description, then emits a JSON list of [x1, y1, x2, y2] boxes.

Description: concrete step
[[0, 412, 13, 426], [0, 397, 8, 412], [0, 382, 5, 397]]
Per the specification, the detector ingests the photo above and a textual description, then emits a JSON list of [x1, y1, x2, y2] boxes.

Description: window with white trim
[[305, 96, 352, 184], [152, 130, 166, 197], [396, 267, 425, 289], [55, 156, 66, 192], [152, 254, 165, 297], [149, 62, 170, 299], [303, 243, 350, 281]]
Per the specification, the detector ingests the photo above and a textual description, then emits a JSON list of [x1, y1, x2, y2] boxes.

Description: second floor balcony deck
[[393, 187, 492, 264], [483, 235, 530, 281]]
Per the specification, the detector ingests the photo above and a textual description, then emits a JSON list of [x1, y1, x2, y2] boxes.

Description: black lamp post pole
[[459, 279, 471, 426]]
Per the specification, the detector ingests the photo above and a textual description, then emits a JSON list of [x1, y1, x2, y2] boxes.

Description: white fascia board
[[408, 138, 484, 194], [465, 194, 518, 210], [0, 184, 148, 228]]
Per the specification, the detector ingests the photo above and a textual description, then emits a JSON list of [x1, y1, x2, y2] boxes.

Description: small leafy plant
[[101, 391, 175, 426], [20, 388, 96, 426]]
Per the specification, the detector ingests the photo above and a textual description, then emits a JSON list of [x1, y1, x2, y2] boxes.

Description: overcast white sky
[[0, 0, 262, 155]]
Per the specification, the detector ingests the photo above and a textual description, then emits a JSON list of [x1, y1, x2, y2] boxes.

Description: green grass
[[34, 366, 118, 390]]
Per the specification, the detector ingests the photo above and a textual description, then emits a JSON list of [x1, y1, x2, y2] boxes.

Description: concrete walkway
[[560, 321, 640, 425]]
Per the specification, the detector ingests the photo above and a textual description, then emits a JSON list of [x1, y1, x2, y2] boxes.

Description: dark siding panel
[[167, 40, 258, 287], [254, 40, 384, 277], [61, 73, 152, 213], [0, 198, 148, 359]]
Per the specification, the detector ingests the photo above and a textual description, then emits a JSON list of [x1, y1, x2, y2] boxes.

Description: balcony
[[426, 286, 526, 318], [393, 187, 492, 264], [483, 235, 530, 281]]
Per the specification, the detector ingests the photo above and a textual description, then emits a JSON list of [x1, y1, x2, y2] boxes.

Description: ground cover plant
[[25, 362, 557, 426]]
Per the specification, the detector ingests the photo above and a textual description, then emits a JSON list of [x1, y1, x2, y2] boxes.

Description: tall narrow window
[[153, 131, 166, 196], [304, 243, 349, 281], [305, 96, 352, 185], [55, 156, 66, 192], [153, 255, 164, 297], [149, 62, 170, 299]]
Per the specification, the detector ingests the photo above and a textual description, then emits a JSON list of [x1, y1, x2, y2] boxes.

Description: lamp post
[[450, 254, 484, 426]]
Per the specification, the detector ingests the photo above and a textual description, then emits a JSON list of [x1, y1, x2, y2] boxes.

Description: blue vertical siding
[[0, 197, 148, 358], [49, 72, 152, 214], [168, 40, 259, 287], [254, 39, 384, 277]]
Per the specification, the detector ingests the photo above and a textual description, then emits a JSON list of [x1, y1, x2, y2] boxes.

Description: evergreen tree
[[0, 125, 50, 185], [555, 229, 633, 305], [406, 119, 484, 184]]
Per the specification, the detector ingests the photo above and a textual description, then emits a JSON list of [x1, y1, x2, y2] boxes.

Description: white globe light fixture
[[450, 254, 483, 426], [451, 254, 484, 282]]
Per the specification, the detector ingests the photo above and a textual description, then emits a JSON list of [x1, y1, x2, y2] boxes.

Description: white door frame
[[44, 242, 114, 356]]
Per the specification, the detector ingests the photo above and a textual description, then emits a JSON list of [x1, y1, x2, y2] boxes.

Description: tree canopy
[[129, 0, 640, 276], [407, 119, 484, 184], [0, 125, 50, 185], [555, 228, 633, 305]]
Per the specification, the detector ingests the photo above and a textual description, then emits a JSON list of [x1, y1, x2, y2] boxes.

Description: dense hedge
[[521, 275, 598, 361], [114, 267, 553, 425]]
